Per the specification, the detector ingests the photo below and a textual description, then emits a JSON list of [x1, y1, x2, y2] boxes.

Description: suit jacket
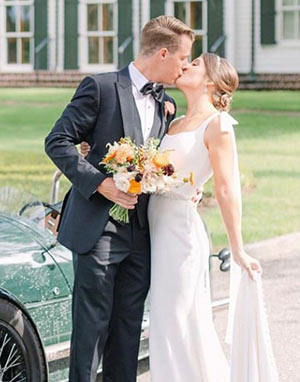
[[45, 66, 176, 254]]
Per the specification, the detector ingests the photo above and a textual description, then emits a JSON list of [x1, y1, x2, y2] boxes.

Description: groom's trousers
[[68, 212, 150, 382]]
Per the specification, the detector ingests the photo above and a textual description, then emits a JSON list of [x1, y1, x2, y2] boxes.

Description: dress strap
[[219, 111, 238, 133]]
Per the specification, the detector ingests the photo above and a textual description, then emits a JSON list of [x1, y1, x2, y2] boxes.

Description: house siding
[[0, 0, 299, 76], [229, 0, 300, 73], [255, 0, 300, 73]]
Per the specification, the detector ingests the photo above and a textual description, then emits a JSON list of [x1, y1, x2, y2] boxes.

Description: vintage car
[[0, 183, 230, 381]]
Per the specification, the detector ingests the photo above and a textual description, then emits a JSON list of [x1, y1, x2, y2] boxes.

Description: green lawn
[[0, 88, 299, 249]]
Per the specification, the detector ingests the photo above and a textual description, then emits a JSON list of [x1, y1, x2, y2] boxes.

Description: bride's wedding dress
[[148, 112, 278, 382]]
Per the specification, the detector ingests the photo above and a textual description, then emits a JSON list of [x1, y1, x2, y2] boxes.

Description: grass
[[0, 88, 299, 249]]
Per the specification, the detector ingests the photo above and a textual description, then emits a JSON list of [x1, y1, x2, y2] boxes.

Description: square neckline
[[166, 112, 220, 138]]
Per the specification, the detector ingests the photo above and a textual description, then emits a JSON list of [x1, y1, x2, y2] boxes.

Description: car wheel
[[0, 298, 47, 381]]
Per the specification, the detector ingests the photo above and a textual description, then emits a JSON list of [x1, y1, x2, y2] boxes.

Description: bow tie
[[140, 82, 164, 102]]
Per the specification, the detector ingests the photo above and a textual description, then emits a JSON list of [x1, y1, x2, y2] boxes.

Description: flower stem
[[109, 204, 129, 223]]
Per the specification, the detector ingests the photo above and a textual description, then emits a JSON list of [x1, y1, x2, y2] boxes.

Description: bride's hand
[[233, 251, 262, 280]]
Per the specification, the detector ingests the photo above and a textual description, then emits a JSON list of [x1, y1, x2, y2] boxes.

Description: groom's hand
[[97, 178, 138, 209]]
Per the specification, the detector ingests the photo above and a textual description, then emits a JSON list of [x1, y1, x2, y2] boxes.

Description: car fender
[[0, 286, 49, 378]]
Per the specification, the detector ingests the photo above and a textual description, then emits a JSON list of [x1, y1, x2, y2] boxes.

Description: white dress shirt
[[128, 62, 155, 142]]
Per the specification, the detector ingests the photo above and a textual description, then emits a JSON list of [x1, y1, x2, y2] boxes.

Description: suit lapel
[[157, 99, 167, 140], [115, 67, 144, 145]]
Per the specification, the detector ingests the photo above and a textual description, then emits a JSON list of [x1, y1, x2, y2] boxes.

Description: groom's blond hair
[[140, 16, 194, 56]]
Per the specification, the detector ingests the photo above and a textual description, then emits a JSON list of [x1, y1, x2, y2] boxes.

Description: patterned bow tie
[[140, 82, 164, 103]]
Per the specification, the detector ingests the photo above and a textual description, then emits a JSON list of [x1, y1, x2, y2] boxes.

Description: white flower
[[155, 177, 167, 193], [141, 174, 157, 193], [113, 173, 130, 193]]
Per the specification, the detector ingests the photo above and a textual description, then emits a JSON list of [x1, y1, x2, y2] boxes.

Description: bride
[[148, 53, 262, 381]]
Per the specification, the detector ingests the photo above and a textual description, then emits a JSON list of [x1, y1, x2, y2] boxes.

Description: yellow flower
[[183, 171, 195, 186], [190, 171, 195, 186], [153, 152, 170, 168]]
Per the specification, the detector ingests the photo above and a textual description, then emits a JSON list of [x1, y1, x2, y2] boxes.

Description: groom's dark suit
[[45, 66, 176, 382]]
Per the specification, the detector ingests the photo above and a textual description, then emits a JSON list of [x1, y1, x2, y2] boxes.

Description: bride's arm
[[204, 116, 262, 279]]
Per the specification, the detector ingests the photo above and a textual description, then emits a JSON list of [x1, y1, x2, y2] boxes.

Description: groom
[[45, 15, 194, 382]]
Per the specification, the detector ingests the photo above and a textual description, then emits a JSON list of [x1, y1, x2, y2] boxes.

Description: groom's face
[[158, 35, 193, 85]]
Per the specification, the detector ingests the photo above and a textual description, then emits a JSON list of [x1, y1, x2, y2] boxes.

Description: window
[[281, 0, 300, 40], [169, 0, 207, 58], [83, 0, 118, 67], [2, 0, 33, 67]]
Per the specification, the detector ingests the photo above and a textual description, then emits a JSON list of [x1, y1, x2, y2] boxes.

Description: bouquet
[[101, 137, 194, 223]]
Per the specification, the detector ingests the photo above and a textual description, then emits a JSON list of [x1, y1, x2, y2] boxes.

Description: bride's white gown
[[148, 112, 278, 382]]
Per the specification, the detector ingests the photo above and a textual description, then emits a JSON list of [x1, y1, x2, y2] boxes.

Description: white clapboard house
[[0, 0, 299, 87]]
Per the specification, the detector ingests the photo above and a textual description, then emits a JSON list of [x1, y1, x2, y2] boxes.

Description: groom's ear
[[158, 48, 169, 60]]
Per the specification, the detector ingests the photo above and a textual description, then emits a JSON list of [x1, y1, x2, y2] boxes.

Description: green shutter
[[261, 0, 276, 44], [207, 0, 224, 57], [34, 0, 48, 69], [150, 0, 165, 18], [65, 0, 78, 69], [118, 0, 133, 68]]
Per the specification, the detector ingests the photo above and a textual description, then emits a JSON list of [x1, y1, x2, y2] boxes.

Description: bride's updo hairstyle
[[201, 53, 239, 112]]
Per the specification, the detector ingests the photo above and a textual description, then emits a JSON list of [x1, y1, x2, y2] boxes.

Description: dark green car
[[0, 210, 73, 381], [0, 206, 149, 381]]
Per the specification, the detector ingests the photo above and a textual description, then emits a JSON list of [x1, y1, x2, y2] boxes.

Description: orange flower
[[128, 179, 142, 194], [103, 150, 116, 162], [153, 152, 170, 168]]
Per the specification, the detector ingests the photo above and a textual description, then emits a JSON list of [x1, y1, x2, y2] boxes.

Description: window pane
[[103, 36, 113, 63], [282, 0, 295, 5], [283, 11, 296, 39], [8, 38, 17, 63], [102, 4, 114, 31], [174, 2, 186, 23], [190, 2, 203, 29], [6, 6, 16, 32], [21, 37, 30, 63], [192, 35, 203, 59], [20, 5, 31, 32], [88, 37, 99, 63], [87, 4, 98, 31]]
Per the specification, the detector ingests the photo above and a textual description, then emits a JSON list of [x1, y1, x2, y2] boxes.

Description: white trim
[[140, 0, 150, 28], [0, 63, 33, 72], [165, 0, 172, 14], [78, 0, 85, 68], [133, 0, 139, 59], [79, 63, 116, 72], [0, 2, 6, 71], [56, 0, 65, 71], [224, 0, 235, 63], [202, 0, 207, 52], [48, 0, 56, 71]]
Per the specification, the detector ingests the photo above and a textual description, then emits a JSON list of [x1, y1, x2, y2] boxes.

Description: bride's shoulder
[[204, 112, 238, 147]]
